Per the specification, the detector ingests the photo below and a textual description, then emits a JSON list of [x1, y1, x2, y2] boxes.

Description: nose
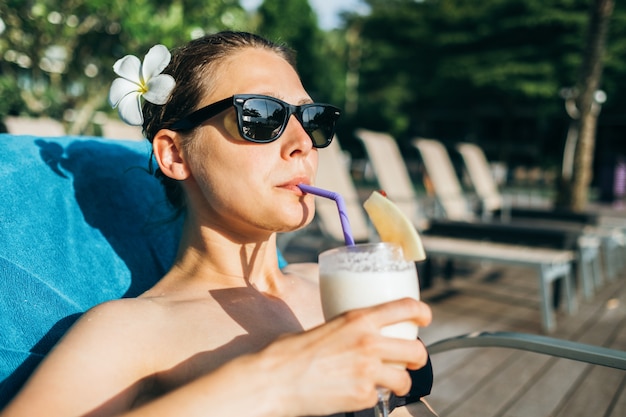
[[281, 114, 314, 158]]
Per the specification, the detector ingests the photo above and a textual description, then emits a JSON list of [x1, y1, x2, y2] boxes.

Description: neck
[[169, 214, 284, 293]]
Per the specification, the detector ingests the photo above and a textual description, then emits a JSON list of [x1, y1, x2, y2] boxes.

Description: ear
[[152, 129, 191, 180]]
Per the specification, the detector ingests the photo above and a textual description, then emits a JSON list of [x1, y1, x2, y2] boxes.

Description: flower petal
[[116, 92, 144, 126], [113, 54, 141, 82], [142, 44, 171, 81], [143, 74, 176, 105], [108, 77, 140, 107]]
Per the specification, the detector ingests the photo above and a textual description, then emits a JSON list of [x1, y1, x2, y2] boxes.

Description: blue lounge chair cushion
[[0, 134, 289, 406]]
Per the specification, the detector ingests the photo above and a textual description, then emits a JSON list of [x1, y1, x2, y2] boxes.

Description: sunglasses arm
[[170, 96, 234, 131]]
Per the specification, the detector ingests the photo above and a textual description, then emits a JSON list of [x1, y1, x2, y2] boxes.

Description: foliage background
[[1, 0, 625, 199]]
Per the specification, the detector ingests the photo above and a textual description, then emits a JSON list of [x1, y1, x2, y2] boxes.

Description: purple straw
[[297, 184, 355, 246]]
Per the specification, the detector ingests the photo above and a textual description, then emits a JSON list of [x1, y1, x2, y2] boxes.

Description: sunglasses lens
[[241, 98, 286, 141], [236, 95, 339, 147], [301, 105, 338, 148]]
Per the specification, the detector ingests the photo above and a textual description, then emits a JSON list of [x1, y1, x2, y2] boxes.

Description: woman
[[1, 31, 433, 417]]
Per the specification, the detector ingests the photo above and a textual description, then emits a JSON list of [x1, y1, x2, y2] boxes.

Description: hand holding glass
[[319, 242, 420, 417]]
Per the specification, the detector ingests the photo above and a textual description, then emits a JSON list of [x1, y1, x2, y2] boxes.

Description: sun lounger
[[413, 137, 624, 295], [455, 141, 625, 279], [420, 235, 578, 332], [354, 129, 608, 302], [456, 141, 598, 222], [315, 139, 372, 243]]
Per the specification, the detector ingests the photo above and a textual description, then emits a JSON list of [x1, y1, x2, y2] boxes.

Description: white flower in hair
[[108, 44, 176, 126]]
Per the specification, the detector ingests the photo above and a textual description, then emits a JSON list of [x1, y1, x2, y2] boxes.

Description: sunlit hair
[[141, 31, 296, 212]]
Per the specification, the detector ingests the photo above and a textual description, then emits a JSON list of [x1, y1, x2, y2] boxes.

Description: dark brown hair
[[141, 31, 296, 212]]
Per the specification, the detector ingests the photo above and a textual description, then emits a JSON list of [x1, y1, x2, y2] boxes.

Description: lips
[[277, 177, 311, 195]]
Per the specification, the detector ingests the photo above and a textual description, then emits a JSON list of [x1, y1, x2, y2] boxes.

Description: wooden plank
[[502, 359, 588, 417], [420, 262, 624, 417], [443, 351, 553, 417], [423, 266, 551, 415], [552, 283, 626, 417], [487, 280, 623, 416], [609, 379, 626, 417], [427, 347, 519, 415], [604, 286, 626, 417], [554, 365, 624, 417]]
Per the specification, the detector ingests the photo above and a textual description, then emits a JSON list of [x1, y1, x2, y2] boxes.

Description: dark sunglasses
[[170, 94, 341, 148]]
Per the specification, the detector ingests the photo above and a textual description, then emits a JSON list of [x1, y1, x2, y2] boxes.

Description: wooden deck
[[418, 259, 626, 417]]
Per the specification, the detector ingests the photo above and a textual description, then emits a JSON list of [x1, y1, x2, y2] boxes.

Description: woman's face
[[182, 48, 319, 240]]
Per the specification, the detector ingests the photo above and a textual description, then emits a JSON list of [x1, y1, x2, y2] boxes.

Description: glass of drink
[[318, 242, 420, 417]]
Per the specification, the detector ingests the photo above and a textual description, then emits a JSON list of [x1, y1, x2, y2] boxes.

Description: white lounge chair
[[354, 129, 606, 310], [314, 138, 371, 244], [414, 137, 623, 298], [456, 141, 626, 281]]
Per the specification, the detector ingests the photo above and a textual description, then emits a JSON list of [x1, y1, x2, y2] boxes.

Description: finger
[[376, 365, 413, 397], [357, 298, 432, 329], [373, 337, 429, 370], [405, 338, 430, 370]]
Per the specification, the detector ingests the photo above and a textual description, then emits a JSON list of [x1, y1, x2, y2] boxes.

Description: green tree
[[352, 0, 593, 140], [346, 0, 626, 209], [0, 0, 251, 134], [254, 0, 341, 103], [556, 0, 614, 210]]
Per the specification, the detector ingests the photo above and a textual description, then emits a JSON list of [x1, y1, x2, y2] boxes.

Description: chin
[[276, 211, 314, 233]]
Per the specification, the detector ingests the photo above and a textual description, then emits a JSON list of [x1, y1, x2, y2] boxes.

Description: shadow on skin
[[75, 285, 304, 416]]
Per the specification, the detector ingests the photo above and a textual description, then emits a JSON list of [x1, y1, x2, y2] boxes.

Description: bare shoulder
[[282, 262, 319, 284], [4, 298, 167, 416], [49, 297, 165, 366], [80, 296, 148, 321], [32, 297, 175, 382], [72, 297, 163, 335]]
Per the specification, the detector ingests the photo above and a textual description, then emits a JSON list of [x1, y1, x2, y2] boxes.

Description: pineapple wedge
[[363, 191, 427, 262]]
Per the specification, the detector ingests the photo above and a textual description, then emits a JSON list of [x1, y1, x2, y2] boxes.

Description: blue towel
[[0, 134, 184, 405]]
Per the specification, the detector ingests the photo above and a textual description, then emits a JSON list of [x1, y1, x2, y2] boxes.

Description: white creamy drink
[[316, 193, 427, 417], [318, 242, 420, 341]]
